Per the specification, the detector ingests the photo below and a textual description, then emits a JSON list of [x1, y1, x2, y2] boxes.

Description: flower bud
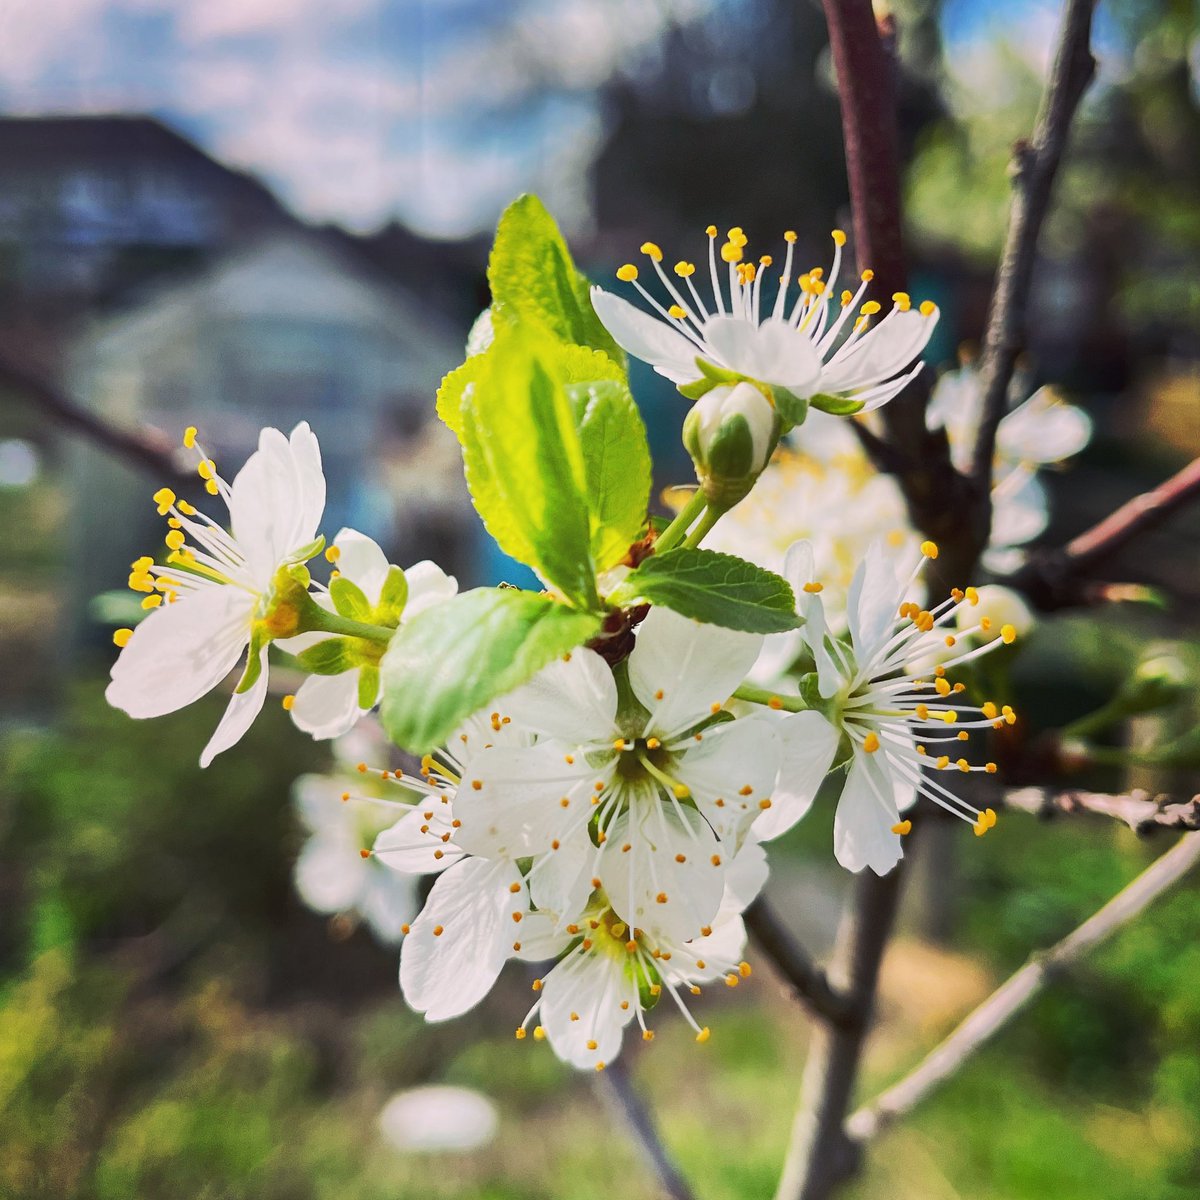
[[958, 584, 1035, 641], [682, 382, 779, 510]]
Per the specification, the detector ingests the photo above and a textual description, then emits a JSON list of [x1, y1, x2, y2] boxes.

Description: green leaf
[[330, 576, 372, 623], [488, 194, 624, 364], [460, 327, 599, 608], [609, 548, 801, 633], [809, 392, 866, 416], [296, 637, 359, 676], [435, 354, 483, 440], [375, 565, 409, 626], [378, 588, 602, 752], [568, 379, 652, 572]]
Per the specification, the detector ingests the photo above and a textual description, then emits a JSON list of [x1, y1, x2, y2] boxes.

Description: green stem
[[682, 506, 722, 549], [733, 684, 809, 713], [1061, 698, 1128, 741], [305, 606, 395, 644], [655, 489, 707, 553]]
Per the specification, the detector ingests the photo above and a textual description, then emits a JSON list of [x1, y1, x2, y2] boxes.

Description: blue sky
[[0, 0, 1085, 237]]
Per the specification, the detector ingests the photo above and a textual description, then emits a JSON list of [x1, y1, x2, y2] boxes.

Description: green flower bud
[[682, 382, 780, 511]]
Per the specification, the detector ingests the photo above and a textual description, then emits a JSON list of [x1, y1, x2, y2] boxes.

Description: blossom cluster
[[103, 208, 1046, 1071]]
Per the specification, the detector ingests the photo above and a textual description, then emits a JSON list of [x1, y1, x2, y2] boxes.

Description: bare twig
[[969, 0, 1098, 487], [1006, 455, 1200, 609], [847, 832, 1200, 1141], [0, 354, 186, 480], [1004, 787, 1200, 835], [774, 863, 907, 1200], [598, 1057, 696, 1200], [745, 898, 858, 1029]]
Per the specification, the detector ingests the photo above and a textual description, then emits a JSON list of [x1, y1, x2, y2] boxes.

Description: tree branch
[[598, 1057, 696, 1200], [1004, 787, 1200, 835], [0, 354, 187, 480], [846, 832, 1200, 1141], [774, 862, 908, 1200], [745, 898, 858, 1029], [969, 0, 1098, 487], [1005, 455, 1200, 609]]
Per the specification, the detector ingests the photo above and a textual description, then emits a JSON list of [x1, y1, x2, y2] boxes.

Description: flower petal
[[833, 751, 903, 875], [294, 832, 365, 915], [373, 803, 462, 875], [629, 606, 762, 738], [106, 586, 253, 719], [358, 871, 418, 945], [997, 389, 1091, 465], [199, 647, 269, 766], [497, 649, 617, 745], [540, 950, 637, 1069], [332, 528, 391, 598], [289, 671, 367, 740], [403, 560, 459, 619], [529, 836, 594, 923], [755, 711, 840, 840], [590, 286, 700, 383], [399, 857, 525, 1021], [675, 716, 780, 842], [702, 316, 822, 394], [847, 542, 906, 668], [819, 308, 936, 396]]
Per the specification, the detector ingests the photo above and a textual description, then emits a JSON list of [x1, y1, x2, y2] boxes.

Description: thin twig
[[1004, 787, 1200, 835], [0, 354, 187, 480], [969, 0, 1098, 487], [1006, 455, 1200, 609], [598, 1057, 696, 1200], [774, 862, 908, 1200], [847, 832, 1200, 1141], [745, 898, 858, 1029]]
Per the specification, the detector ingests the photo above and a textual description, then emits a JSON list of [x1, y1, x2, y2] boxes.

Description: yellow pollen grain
[[141, 594, 162, 610], [359, 849, 370, 859], [640, 241, 663, 261], [705, 224, 717, 237], [738, 785, 753, 796], [985, 762, 998, 774], [915, 703, 930, 720], [471, 780, 482, 791], [860, 300, 881, 316], [861, 268, 874, 282], [784, 230, 798, 244], [113, 627, 133, 647], [892, 291, 912, 311], [165, 529, 185, 551], [204, 479, 219, 495], [720, 241, 743, 263], [840, 289, 853, 306], [182, 426, 197, 448], [646, 737, 660, 750], [616, 264, 638, 281], [936, 755, 950, 769], [957, 758, 971, 772]]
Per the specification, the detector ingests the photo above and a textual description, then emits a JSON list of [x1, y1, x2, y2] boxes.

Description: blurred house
[[0, 115, 477, 644]]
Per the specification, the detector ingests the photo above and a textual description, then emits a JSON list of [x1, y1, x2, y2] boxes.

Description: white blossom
[[106, 422, 325, 766]]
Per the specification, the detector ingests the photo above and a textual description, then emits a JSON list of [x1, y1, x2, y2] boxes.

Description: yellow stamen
[[616, 264, 638, 282], [182, 425, 197, 448], [640, 242, 663, 261], [832, 229, 847, 246], [113, 627, 133, 648]]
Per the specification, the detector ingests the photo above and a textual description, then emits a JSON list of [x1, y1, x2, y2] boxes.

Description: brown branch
[[1004, 787, 1200, 835], [1006, 455, 1200, 609], [846, 832, 1200, 1141], [745, 898, 858, 1029], [598, 1057, 696, 1200], [773, 862, 908, 1200], [0, 354, 187, 480], [969, 0, 1098, 487]]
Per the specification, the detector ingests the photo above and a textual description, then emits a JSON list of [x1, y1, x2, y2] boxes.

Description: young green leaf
[[608, 548, 801, 634], [568, 379, 652, 572], [378, 588, 602, 752], [460, 327, 600, 608], [488, 194, 624, 364]]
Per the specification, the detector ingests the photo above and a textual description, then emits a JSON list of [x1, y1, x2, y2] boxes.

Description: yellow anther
[[936, 755, 950, 769], [674, 261, 696, 277], [920, 300, 937, 316], [862, 732, 880, 753], [165, 529, 185, 551], [942, 710, 958, 724], [642, 1030, 655, 1042], [696, 1027, 711, 1044], [196, 459, 216, 480], [533, 1025, 546, 1040], [667, 304, 687, 319], [935, 678, 951, 697], [141, 594, 162, 610], [1001, 624, 1017, 644], [182, 425, 197, 448], [958, 730, 969, 741], [177, 500, 196, 516], [720, 241, 743, 263], [915, 703, 930, 720], [739, 961, 752, 977], [973, 819, 988, 837], [152, 487, 176, 514], [980, 617, 993, 632], [803, 581, 824, 593], [860, 300, 882, 316], [646, 737, 660, 750], [113, 627, 133, 648], [832, 229, 847, 246], [951, 588, 965, 601], [957, 758, 970, 772], [784, 230, 798, 244], [515, 1028, 526, 1040], [891, 820, 912, 835], [985, 762, 998, 774], [984, 807, 998, 828], [281, 694, 295, 711], [640, 241, 663, 261], [705, 224, 717, 237], [727, 226, 747, 246], [616, 264, 638, 282], [892, 292, 912, 311], [204, 479, 219, 495], [325, 545, 341, 563], [673, 784, 690, 800], [759, 255, 773, 267], [861, 268, 874, 282], [920, 540, 939, 559], [840, 289, 853, 306], [798, 272, 813, 293], [944, 635, 957, 647], [965, 586, 979, 605], [724, 974, 739, 988]]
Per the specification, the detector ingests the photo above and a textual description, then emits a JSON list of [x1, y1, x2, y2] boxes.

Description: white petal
[[847, 542, 906, 666], [403, 560, 459, 619], [590, 287, 700, 384], [359, 871, 418, 944], [289, 671, 367, 741], [755, 711, 840, 840], [540, 951, 637, 1069], [293, 772, 344, 834], [199, 647, 269, 766], [819, 308, 936, 395], [600, 803, 723, 944], [332, 528, 391, 599], [497, 649, 617, 745], [997, 389, 1091, 465], [675, 716, 780, 841], [752, 539, 815, 683], [833, 752, 903, 875], [990, 469, 1048, 549], [528, 836, 593, 922], [702, 316, 822, 394], [720, 835, 769, 914], [373, 804, 462, 875], [798, 586, 844, 700], [106, 586, 253, 719], [288, 420, 326, 544], [399, 858, 525, 1021], [629, 606, 762, 737], [452, 744, 596, 860], [294, 833, 365, 915], [511, 911, 574, 963], [677, 914, 747, 983]]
